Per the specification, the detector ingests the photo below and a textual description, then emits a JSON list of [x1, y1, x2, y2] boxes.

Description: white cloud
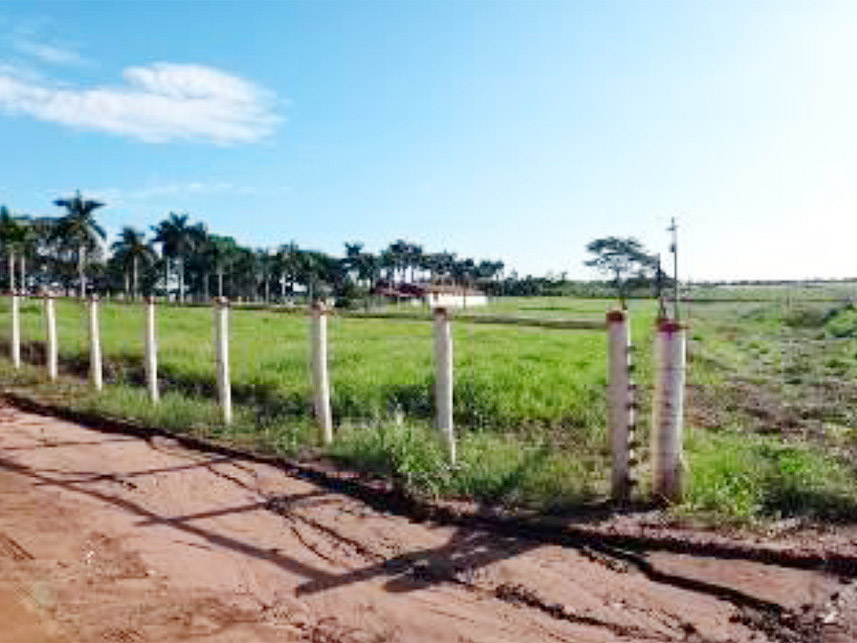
[[0, 62, 280, 144]]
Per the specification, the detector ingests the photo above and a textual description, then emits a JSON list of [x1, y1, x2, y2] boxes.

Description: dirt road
[[0, 402, 854, 642]]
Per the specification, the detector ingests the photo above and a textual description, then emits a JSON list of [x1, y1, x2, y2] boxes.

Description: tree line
[[0, 191, 671, 306], [0, 192, 512, 305]]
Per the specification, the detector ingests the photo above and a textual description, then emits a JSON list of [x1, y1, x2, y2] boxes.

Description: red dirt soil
[[0, 402, 855, 642]]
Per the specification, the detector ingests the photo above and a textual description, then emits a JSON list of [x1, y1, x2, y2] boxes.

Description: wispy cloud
[[126, 181, 292, 200], [3, 18, 90, 67], [11, 37, 86, 66], [55, 182, 292, 208], [0, 62, 281, 144]]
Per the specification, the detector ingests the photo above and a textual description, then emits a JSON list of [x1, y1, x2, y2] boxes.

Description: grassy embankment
[[1, 292, 856, 524]]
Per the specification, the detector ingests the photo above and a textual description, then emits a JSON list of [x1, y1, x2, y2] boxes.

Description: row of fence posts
[[6, 293, 686, 503]]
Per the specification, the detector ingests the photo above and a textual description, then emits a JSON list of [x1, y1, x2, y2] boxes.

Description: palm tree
[[254, 248, 276, 303], [185, 223, 209, 301], [344, 242, 364, 280], [276, 241, 300, 301], [111, 227, 156, 299], [151, 213, 199, 303], [387, 239, 410, 283], [0, 206, 22, 291], [431, 250, 456, 284], [359, 251, 380, 292], [7, 216, 39, 294], [53, 191, 106, 297], [198, 234, 239, 299], [406, 242, 423, 283], [296, 250, 330, 303]]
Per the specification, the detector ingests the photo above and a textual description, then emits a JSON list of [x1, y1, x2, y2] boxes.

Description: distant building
[[373, 282, 487, 308]]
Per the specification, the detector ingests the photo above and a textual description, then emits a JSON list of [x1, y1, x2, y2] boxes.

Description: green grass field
[[1, 293, 856, 524], [680, 295, 857, 522], [7, 296, 650, 432]]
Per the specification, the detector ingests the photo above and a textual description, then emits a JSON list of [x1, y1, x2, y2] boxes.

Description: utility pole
[[668, 217, 679, 320], [655, 253, 667, 320]]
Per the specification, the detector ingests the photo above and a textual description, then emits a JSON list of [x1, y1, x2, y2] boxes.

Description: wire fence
[[0, 293, 687, 502]]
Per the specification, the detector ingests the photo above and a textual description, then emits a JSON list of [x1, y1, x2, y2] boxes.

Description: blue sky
[[0, 1, 856, 281]]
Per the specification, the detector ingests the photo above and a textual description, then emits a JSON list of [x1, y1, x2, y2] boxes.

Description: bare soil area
[[0, 402, 855, 642]]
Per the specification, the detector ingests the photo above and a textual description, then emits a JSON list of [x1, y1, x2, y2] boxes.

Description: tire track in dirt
[[158, 438, 853, 642], [0, 399, 854, 641]]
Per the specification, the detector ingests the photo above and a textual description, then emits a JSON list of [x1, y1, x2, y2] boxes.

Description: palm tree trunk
[[78, 244, 86, 298], [18, 254, 25, 294], [165, 259, 171, 301], [133, 255, 139, 300], [124, 272, 130, 299], [280, 272, 286, 301], [8, 252, 15, 292], [203, 271, 210, 301], [264, 276, 270, 304], [217, 270, 224, 298], [178, 258, 185, 304]]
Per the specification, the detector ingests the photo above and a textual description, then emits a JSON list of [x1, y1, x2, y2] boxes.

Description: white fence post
[[44, 294, 57, 381], [651, 318, 687, 502], [144, 296, 159, 403], [311, 303, 333, 445], [214, 297, 232, 425], [433, 307, 456, 464], [10, 292, 20, 369], [88, 295, 103, 391], [606, 309, 634, 501]]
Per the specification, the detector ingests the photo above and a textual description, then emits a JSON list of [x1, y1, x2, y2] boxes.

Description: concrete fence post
[[310, 302, 333, 445], [88, 295, 103, 391], [44, 294, 57, 381], [10, 292, 20, 369], [433, 307, 456, 464], [651, 318, 687, 502], [144, 297, 159, 403], [214, 297, 232, 425], [606, 309, 634, 501]]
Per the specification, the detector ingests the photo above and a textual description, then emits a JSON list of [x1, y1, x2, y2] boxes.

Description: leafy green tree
[[584, 236, 655, 307], [53, 191, 106, 298]]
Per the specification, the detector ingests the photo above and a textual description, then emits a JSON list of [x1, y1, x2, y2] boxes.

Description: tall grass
[[4, 297, 653, 436], [4, 294, 856, 523]]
